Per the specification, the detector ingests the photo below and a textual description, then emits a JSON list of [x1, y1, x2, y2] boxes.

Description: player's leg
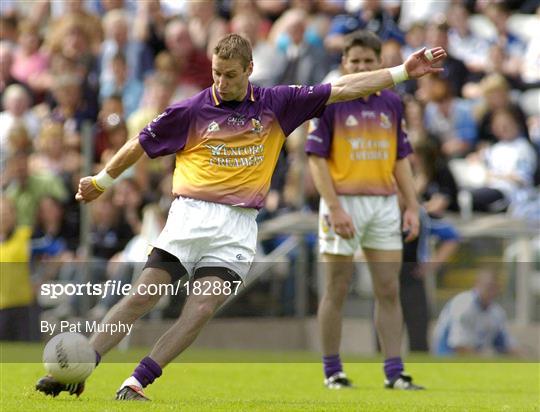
[[318, 253, 355, 388], [362, 195, 423, 390], [317, 196, 359, 389], [149, 276, 230, 365], [364, 247, 424, 389], [90, 266, 172, 356], [363, 248, 403, 358], [115, 273, 234, 401], [116, 198, 257, 400], [36, 248, 184, 398]]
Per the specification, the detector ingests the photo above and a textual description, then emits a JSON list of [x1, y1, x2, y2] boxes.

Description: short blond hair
[[213, 34, 252, 69], [480, 73, 509, 94]]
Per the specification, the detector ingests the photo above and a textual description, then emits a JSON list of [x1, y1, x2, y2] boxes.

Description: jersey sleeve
[[304, 105, 335, 158], [138, 101, 192, 158], [270, 84, 331, 136]]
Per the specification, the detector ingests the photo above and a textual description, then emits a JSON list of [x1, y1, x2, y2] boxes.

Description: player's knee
[[325, 281, 350, 303], [194, 298, 220, 320], [124, 290, 160, 311], [375, 281, 399, 304]]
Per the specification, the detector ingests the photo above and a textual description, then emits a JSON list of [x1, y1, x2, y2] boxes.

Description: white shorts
[[152, 197, 258, 282], [319, 195, 402, 255]]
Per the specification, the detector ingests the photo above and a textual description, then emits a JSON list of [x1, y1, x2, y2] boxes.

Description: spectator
[[31, 196, 77, 284], [325, 0, 405, 54], [1, 41, 34, 113], [132, 0, 167, 58], [100, 52, 143, 117], [152, 51, 201, 102], [475, 74, 529, 145], [402, 22, 425, 58], [273, 8, 330, 85], [48, 73, 96, 148], [410, 140, 460, 277], [187, 0, 228, 59], [11, 20, 49, 96], [422, 75, 478, 158], [256, 0, 289, 22], [52, 193, 134, 318], [484, 2, 526, 80], [468, 108, 537, 213], [163, 18, 213, 91], [399, 1, 448, 32], [0, 196, 34, 341], [230, 11, 286, 87], [111, 177, 147, 236], [521, 26, 540, 87], [0, 121, 32, 174], [99, 9, 154, 86], [44, 17, 100, 129], [94, 95, 125, 161], [0, 84, 40, 144], [87, 0, 137, 17], [99, 113, 129, 167], [446, 3, 490, 76], [0, 15, 19, 45], [46, 0, 103, 52], [433, 268, 519, 356], [403, 95, 435, 146], [127, 73, 175, 139], [4, 150, 68, 226], [46, 16, 99, 80], [230, 0, 273, 37], [424, 21, 471, 98], [29, 121, 81, 179]]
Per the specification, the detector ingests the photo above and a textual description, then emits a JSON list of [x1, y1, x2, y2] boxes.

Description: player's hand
[[402, 207, 420, 243], [404, 47, 447, 79], [329, 206, 355, 239], [75, 176, 104, 203]]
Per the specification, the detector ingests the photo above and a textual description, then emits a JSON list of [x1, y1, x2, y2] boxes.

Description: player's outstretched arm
[[327, 47, 446, 104], [75, 137, 145, 203]]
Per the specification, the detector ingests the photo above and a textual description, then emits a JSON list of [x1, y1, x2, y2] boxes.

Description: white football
[[43, 332, 95, 384]]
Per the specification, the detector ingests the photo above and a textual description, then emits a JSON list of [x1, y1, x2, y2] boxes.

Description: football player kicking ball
[[36, 33, 445, 400], [307, 31, 426, 390]]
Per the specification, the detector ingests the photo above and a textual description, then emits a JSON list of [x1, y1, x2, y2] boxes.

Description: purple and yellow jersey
[[305, 90, 412, 196], [139, 83, 331, 208]]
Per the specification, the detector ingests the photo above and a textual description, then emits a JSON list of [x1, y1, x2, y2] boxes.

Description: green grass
[[1, 345, 538, 411]]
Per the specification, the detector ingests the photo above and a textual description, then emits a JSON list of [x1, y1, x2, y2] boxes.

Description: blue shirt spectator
[[433, 270, 517, 356]]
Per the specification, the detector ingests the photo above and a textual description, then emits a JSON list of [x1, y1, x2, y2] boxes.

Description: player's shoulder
[[257, 84, 301, 97], [168, 88, 212, 112], [253, 84, 303, 108]]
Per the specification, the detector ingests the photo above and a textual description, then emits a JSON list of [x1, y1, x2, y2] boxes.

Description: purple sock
[[95, 350, 101, 366], [384, 357, 403, 381], [132, 356, 162, 388], [323, 354, 343, 378]]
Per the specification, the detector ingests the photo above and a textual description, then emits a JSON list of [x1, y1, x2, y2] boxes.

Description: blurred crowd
[[1, 0, 539, 337]]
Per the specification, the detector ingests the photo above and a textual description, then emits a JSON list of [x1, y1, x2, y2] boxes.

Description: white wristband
[[389, 65, 409, 85], [92, 169, 115, 192]]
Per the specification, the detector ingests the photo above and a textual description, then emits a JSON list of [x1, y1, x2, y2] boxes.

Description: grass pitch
[[1, 344, 538, 411]]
